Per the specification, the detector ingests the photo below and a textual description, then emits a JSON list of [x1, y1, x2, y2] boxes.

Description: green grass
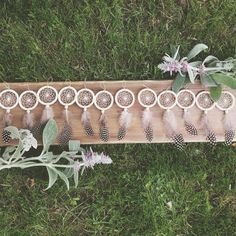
[[0, 0, 236, 235]]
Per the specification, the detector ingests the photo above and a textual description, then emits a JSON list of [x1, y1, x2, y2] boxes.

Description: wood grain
[[0, 80, 235, 145]]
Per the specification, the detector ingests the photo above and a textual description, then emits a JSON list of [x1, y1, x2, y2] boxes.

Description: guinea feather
[[183, 110, 198, 136], [142, 108, 153, 142], [99, 112, 109, 142], [223, 112, 235, 145], [81, 110, 94, 136], [117, 109, 132, 140], [58, 109, 72, 147], [200, 113, 216, 146], [163, 110, 185, 150], [2, 111, 12, 143]]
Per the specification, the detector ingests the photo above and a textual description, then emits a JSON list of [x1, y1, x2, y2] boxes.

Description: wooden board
[[0, 80, 235, 145]]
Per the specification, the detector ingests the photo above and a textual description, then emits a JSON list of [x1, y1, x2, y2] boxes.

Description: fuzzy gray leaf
[[187, 44, 208, 61], [43, 119, 58, 152]]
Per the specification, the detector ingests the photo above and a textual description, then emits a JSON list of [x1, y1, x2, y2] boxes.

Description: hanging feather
[[41, 105, 54, 124], [117, 109, 132, 140], [2, 111, 12, 143], [200, 112, 216, 146], [142, 108, 153, 142], [32, 105, 54, 137], [183, 110, 198, 136], [81, 110, 94, 136], [23, 111, 34, 129], [223, 112, 235, 146], [99, 112, 109, 142], [163, 110, 185, 150], [58, 109, 72, 147]]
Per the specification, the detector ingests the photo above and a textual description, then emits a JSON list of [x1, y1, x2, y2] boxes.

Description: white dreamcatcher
[[138, 88, 157, 142], [176, 89, 197, 136], [76, 88, 95, 136], [94, 90, 114, 142], [19, 90, 38, 130], [0, 88, 19, 143], [115, 88, 135, 140], [216, 91, 235, 145], [58, 86, 77, 146], [196, 91, 216, 145], [158, 90, 185, 150]]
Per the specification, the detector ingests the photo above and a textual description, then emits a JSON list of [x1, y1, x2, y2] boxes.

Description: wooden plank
[[0, 80, 235, 145]]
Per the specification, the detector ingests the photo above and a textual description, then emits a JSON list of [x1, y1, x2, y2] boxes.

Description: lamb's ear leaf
[[4, 126, 20, 139], [187, 44, 208, 60], [57, 170, 70, 190], [69, 140, 80, 152], [172, 74, 187, 93], [211, 74, 236, 89], [45, 166, 58, 190], [210, 85, 222, 102], [200, 75, 218, 87], [74, 170, 79, 188], [43, 119, 58, 152]]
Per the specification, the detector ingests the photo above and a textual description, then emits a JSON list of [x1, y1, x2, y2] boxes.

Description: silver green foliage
[[0, 119, 112, 190], [158, 44, 236, 101]]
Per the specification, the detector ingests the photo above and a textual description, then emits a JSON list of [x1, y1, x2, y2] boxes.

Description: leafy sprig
[[158, 44, 236, 101], [0, 119, 112, 190]]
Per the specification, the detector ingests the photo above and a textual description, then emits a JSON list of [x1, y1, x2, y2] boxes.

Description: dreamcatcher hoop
[[115, 88, 135, 109], [196, 91, 215, 112], [157, 90, 177, 110], [37, 86, 58, 106], [176, 89, 195, 110], [138, 88, 157, 108], [76, 88, 95, 109], [94, 90, 114, 111], [19, 90, 38, 111], [0, 89, 19, 110], [58, 86, 77, 107], [215, 91, 235, 111]]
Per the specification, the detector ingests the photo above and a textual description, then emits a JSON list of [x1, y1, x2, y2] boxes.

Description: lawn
[[0, 0, 236, 235]]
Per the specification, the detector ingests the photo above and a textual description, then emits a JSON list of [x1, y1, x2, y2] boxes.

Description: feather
[[41, 106, 54, 124], [224, 112, 235, 146], [142, 108, 153, 142], [3, 111, 12, 127], [163, 110, 185, 150], [183, 110, 198, 136], [23, 111, 34, 129], [81, 110, 94, 136], [58, 109, 72, 147], [99, 112, 109, 142], [117, 109, 132, 140], [200, 113, 216, 146], [32, 106, 54, 137], [2, 111, 12, 143]]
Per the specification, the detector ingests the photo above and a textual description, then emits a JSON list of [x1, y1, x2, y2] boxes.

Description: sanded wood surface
[[0, 80, 235, 145]]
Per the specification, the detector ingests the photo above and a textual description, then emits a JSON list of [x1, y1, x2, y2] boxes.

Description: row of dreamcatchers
[[0, 86, 235, 149]]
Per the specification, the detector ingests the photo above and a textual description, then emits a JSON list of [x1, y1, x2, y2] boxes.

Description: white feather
[[163, 110, 177, 137], [63, 108, 71, 124], [200, 113, 211, 134], [119, 109, 132, 130], [41, 106, 54, 123], [3, 111, 12, 126], [81, 110, 90, 124], [23, 112, 34, 128], [224, 111, 234, 131], [142, 108, 152, 129]]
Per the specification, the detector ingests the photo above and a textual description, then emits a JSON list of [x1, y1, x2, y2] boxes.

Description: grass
[[0, 0, 236, 235]]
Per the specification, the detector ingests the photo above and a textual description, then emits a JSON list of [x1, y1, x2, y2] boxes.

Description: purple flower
[[82, 148, 112, 169]]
